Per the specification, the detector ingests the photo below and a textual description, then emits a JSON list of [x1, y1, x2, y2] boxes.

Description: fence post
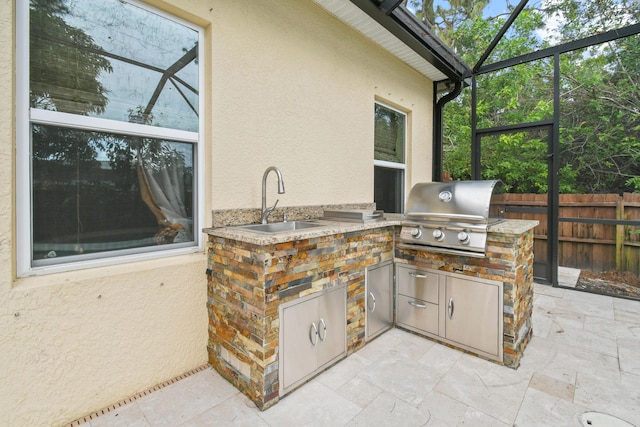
[[616, 197, 624, 271]]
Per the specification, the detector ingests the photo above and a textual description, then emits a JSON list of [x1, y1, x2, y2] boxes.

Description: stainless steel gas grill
[[398, 180, 504, 257]]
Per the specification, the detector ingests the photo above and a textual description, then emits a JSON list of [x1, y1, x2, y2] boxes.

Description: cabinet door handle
[[408, 300, 427, 309], [318, 318, 327, 341], [309, 322, 318, 346], [409, 272, 427, 279], [368, 292, 376, 312], [448, 298, 454, 319]]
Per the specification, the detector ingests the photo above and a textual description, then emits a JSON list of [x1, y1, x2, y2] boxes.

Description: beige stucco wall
[[210, 0, 433, 208], [0, 0, 434, 425]]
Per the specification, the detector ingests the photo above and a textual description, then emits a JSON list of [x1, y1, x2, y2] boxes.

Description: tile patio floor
[[79, 282, 640, 427]]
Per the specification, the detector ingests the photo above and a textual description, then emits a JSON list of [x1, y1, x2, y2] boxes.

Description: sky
[[405, 0, 637, 57]]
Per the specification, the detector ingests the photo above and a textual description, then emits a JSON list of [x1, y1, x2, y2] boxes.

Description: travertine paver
[[77, 283, 640, 427]]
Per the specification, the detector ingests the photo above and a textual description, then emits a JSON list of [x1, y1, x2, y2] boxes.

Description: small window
[[17, 0, 203, 273], [374, 102, 406, 213]]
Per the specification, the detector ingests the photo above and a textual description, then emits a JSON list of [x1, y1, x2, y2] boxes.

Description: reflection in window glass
[[30, 0, 199, 132], [374, 104, 406, 163], [374, 166, 404, 213], [374, 102, 406, 213], [32, 125, 194, 264], [23, 0, 201, 270]]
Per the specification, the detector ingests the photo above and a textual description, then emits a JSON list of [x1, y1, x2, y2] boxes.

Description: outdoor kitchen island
[[204, 214, 537, 410], [394, 219, 538, 369]]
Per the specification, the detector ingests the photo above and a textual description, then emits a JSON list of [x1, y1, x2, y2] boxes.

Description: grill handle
[[405, 212, 486, 223], [396, 243, 486, 258]]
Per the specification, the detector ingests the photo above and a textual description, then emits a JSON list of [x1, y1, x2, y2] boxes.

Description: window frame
[[16, 0, 206, 277], [374, 101, 407, 213]]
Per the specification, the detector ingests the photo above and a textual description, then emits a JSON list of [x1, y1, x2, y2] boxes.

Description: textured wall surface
[[2, 256, 208, 426], [209, 0, 434, 209], [1, 0, 434, 425]]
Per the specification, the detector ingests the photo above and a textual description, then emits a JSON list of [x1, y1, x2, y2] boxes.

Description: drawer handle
[[309, 322, 318, 346], [409, 272, 427, 279], [368, 292, 376, 312], [408, 300, 427, 309], [448, 298, 455, 319], [318, 318, 327, 342]]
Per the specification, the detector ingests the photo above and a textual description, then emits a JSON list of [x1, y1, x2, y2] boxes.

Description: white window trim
[[30, 110, 199, 143], [16, 0, 206, 277], [374, 100, 407, 165], [373, 159, 407, 170], [374, 101, 407, 212]]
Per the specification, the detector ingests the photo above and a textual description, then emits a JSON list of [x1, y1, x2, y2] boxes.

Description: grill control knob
[[438, 191, 453, 202], [432, 229, 445, 241], [458, 231, 471, 245], [410, 228, 422, 239]]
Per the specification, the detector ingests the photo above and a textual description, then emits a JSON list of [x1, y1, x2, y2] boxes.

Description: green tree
[[559, 37, 640, 193], [408, 0, 490, 56], [410, 0, 640, 193], [441, 8, 554, 192]]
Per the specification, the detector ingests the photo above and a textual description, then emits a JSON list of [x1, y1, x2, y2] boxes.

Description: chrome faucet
[[261, 166, 285, 224]]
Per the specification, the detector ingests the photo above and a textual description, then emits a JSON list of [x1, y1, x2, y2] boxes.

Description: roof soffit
[[314, 0, 467, 82]]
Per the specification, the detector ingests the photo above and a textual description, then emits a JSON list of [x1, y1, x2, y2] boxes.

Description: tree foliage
[[409, 0, 640, 194], [28, 0, 187, 249], [559, 36, 640, 193], [30, 0, 112, 115]]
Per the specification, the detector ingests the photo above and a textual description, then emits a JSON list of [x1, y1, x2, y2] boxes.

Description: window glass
[[374, 102, 406, 213], [30, 0, 199, 132], [374, 103, 406, 163], [22, 0, 201, 269], [32, 125, 194, 264], [374, 166, 404, 213]]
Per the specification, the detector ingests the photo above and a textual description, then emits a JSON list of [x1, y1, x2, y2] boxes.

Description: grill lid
[[404, 180, 503, 224]]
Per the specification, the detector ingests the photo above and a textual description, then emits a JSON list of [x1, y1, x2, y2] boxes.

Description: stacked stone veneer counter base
[[394, 220, 538, 368], [205, 212, 537, 410], [205, 222, 395, 410]]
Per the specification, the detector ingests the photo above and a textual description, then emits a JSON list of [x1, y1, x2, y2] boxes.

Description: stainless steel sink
[[233, 221, 323, 234]]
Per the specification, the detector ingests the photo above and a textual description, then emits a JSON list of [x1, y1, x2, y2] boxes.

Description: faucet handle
[[262, 199, 279, 224]]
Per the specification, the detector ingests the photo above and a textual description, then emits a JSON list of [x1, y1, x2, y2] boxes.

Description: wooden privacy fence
[[491, 193, 640, 275]]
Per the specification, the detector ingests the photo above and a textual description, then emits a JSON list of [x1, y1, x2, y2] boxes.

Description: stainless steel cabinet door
[[280, 285, 346, 393], [281, 297, 318, 390], [317, 285, 347, 368], [445, 275, 500, 356], [366, 262, 393, 339]]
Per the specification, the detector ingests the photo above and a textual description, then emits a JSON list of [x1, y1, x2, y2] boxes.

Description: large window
[[374, 102, 406, 213], [17, 0, 203, 274]]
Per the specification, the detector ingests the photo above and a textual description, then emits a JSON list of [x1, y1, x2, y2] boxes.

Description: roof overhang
[[314, 0, 471, 82]]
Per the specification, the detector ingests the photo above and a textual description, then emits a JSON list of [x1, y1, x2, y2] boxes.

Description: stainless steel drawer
[[397, 266, 439, 303], [397, 295, 438, 335]]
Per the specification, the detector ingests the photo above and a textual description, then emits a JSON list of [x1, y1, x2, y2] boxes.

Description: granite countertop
[[203, 217, 402, 245], [204, 216, 538, 245], [488, 219, 539, 235]]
